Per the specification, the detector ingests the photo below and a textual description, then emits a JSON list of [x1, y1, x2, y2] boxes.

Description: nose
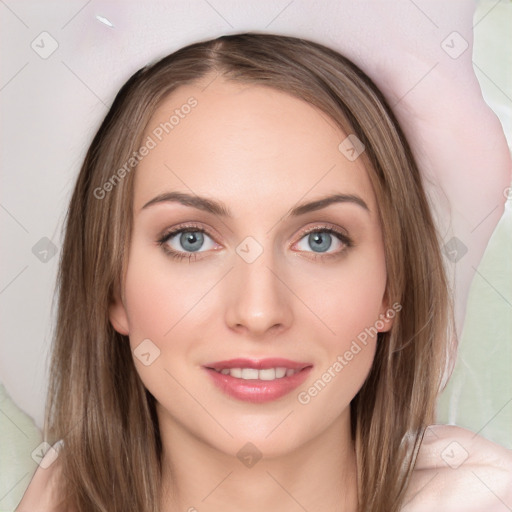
[[224, 244, 293, 338]]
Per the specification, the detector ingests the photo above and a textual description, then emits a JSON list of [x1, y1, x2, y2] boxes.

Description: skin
[[16, 77, 512, 512], [109, 77, 392, 511]]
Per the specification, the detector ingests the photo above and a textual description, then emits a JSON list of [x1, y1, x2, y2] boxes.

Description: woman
[[17, 33, 512, 512]]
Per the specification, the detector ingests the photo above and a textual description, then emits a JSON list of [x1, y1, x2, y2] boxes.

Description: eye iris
[[180, 231, 204, 252], [309, 232, 332, 252]]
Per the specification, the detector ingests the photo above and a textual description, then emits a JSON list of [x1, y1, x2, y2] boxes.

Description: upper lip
[[204, 358, 312, 371]]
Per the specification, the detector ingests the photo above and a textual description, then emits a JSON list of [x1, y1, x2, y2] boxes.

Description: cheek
[[122, 237, 206, 343], [300, 247, 388, 343], [124, 269, 172, 343], [294, 251, 386, 415], [121, 245, 200, 401]]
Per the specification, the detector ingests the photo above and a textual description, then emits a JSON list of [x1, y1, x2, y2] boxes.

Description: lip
[[204, 358, 311, 371], [202, 358, 313, 404]]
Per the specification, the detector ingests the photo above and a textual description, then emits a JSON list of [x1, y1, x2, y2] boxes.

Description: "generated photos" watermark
[[297, 302, 402, 405]]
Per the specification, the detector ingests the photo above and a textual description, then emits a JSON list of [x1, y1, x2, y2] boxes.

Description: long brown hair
[[45, 32, 453, 511]]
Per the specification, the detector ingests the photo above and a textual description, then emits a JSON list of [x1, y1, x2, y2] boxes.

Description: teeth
[[275, 367, 287, 378], [258, 368, 275, 380], [241, 368, 259, 380], [215, 367, 300, 380]]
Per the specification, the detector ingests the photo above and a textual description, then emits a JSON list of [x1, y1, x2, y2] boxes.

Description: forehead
[[133, 78, 375, 214]]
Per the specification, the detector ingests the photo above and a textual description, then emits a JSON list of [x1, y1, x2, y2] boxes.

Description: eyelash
[[156, 222, 353, 262]]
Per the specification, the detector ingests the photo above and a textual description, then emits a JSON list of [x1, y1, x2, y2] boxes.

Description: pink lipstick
[[203, 358, 313, 403]]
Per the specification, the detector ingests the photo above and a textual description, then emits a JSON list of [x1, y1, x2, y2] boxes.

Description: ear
[[109, 287, 130, 336], [377, 290, 398, 333]]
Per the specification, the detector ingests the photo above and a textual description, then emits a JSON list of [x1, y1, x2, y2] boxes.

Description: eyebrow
[[141, 191, 370, 217]]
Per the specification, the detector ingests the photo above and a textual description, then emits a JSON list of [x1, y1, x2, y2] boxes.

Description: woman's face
[[109, 77, 393, 458]]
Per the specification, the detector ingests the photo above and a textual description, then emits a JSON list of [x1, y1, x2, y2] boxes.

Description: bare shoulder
[[402, 424, 512, 512], [16, 443, 75, 512]]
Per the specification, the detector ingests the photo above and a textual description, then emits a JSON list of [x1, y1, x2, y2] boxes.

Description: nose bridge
[[224, 235, 292, 334]]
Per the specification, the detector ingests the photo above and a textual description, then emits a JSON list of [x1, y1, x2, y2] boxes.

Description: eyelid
[[293, 222, 351, 244], [157, 222, 217, 243]]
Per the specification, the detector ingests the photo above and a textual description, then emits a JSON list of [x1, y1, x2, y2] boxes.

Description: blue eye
[[300, 231, 335, 252], [157, 224, 352, 262], [172, 231, 205, 252], [157, 225, 216, 261], [294, 227, 352, 260]]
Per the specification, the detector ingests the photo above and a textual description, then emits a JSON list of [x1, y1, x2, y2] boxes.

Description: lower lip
[[203, 366, 313, 403]]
